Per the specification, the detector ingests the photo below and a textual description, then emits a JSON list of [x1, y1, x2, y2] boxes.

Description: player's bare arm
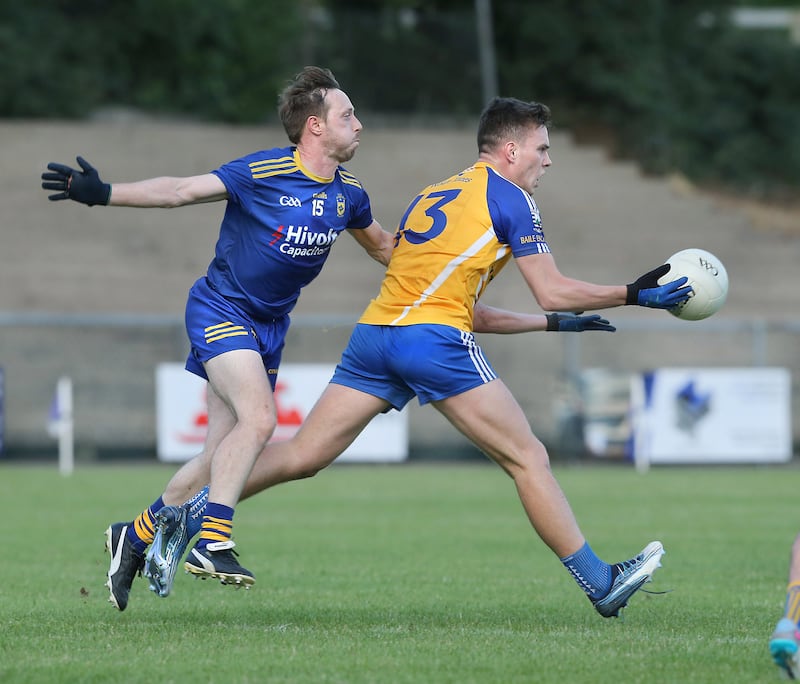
[[516, 252, 692, 312], [472, 301, 615, 334], [515, 252, 626, 312], [472, 302, 548, 333], [348, 220, 394, 266], [42, 155, 228, 208], [109, 173, 228, 208]]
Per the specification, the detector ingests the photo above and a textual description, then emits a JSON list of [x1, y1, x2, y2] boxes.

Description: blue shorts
[[331, 323, 497, 410], [184, 277, 289, 389]]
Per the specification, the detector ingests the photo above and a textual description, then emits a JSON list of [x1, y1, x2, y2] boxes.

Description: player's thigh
[[434, 379, 546, 472], [204, 348, 276, 424], [291, 382, 390, 467]]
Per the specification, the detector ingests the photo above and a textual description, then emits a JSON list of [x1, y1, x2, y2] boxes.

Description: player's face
[[322, 89, 363, 163], [512, 125, 551, 193]]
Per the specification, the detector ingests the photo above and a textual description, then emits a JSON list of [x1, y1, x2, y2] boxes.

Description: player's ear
[[306, 115, 324, 137], [505, 141, 518, 162]]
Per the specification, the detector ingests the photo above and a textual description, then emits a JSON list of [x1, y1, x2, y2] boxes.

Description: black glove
[[41, 156, 111, 206], [546, 312, 616, 332], [626, 264, 692, 309]]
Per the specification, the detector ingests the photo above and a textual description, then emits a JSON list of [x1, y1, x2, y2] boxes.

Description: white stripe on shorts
[[460, 330, 495, 383]]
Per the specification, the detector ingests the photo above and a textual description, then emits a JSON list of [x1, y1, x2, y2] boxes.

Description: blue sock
[[183, 485, 209, 541], [560, 542, 612, 600]]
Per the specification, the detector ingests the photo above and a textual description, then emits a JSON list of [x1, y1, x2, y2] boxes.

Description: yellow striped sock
[[199, 514, 234, 544], [784, 581, 800, 624], [132, 508, 157, 545]]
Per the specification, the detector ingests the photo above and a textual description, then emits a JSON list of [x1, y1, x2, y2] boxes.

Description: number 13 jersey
[[359, 161, 551, 332]]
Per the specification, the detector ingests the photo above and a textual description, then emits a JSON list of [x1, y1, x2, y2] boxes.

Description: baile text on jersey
[[206, 146, 373, 320], [359, 161, 550, 332]]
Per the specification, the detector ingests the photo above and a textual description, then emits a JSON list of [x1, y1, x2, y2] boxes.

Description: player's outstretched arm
[[515, 253, 692, 313], [626, 264, 692, 309], [41, 156, 228, 208]]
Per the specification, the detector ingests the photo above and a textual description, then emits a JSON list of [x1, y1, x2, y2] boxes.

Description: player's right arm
[[109, 173, 227, 207], [41, 156, 228, 208], [516, 252, 692, 312], [515, 252, 627, 312]]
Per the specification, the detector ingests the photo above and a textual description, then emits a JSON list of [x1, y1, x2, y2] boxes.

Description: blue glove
[[546, 313, 616, 332], [41, 156, 111, 206], [626, 264, 692, 309]]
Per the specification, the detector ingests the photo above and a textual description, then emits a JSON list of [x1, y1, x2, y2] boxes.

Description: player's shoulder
[[336, 165, 366, 192], [232, 146, 298, 180], [480, 166, 542, 231], [484, 164, 523, 193]]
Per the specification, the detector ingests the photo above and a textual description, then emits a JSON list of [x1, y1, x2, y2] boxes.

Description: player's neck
[[295, 144, 337, 181]]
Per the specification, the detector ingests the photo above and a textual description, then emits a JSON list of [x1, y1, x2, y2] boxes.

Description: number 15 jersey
[[207, 146, 373, 321], [359, 161, 551, 332]]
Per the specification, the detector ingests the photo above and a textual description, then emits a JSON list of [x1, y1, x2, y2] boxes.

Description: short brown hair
[[278, 66, 341, 144], [477, 97, 552, 153]]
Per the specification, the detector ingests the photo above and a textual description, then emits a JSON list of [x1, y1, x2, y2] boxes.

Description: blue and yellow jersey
[[359, 161, 550, 331], [206, 146, 373, 320]]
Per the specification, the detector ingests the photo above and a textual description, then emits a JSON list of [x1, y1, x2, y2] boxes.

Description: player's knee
[[505, 442, 551, 478], [290, 451, 336, 481], [247, 411, 278, 448], [294, 464, 322, 480]]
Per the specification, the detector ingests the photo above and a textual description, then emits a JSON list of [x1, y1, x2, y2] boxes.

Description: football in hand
[[658, 248, 728, 320]]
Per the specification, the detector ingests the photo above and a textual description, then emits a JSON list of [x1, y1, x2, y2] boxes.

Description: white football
[[658, 248, 728, 320]]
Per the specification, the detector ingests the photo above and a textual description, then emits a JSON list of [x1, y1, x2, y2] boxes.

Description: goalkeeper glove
[[41, 156, 111, 206], [626, 264, 692, 309], [546, 313, 616, 332]]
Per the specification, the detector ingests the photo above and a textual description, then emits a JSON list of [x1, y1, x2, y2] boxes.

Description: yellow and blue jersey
[[207, 146, 373, 320], [359, 161, 550, 331]]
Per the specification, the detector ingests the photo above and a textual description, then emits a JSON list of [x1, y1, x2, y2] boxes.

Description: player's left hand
[[546, 312, 616, 332], [626, 264, 692, 309], [41, 156, 111, 206]]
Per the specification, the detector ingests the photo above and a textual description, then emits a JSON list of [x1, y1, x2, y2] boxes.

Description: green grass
[[1, 461, 796, 683]]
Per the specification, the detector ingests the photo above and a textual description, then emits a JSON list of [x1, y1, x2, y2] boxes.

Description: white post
[[56, 376, 74, 477], [630, 374, 650, 474]]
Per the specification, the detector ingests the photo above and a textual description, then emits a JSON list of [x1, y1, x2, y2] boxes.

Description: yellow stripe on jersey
[[251, 167, 298, 179], [248, 155, 294, 170], [250, 157, 298, 179], [338, 169, 363, 189]]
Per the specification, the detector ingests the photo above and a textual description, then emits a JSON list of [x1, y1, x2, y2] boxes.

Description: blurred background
[[0, 0, 798, 463]]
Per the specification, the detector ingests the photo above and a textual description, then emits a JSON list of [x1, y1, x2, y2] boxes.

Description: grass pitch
[[1, 461, 795, 683]]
